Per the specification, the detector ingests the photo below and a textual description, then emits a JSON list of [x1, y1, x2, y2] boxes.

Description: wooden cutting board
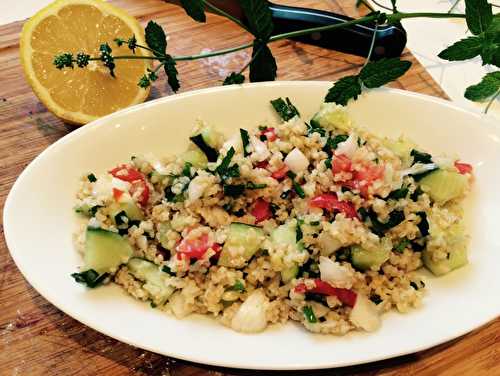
[[0, 0, 498, 375]]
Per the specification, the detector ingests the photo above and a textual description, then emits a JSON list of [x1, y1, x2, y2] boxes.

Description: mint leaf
[[271, 97, 300, 121], [464, 71, 500, 101], [164, 55, 180, 92], [145, 21, 167, 56], [325, 75, 362, 105], [465, 0, 493, 35], [360, 58, 412, 88], [249, 41, 277, 82], [180, 0, 206, 23], [239, 0, 274, 40], [438, 36, 483, 61], [223, 72, 245, 85]]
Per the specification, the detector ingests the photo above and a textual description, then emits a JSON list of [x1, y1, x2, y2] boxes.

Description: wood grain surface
[[0, 1, 498, 375]]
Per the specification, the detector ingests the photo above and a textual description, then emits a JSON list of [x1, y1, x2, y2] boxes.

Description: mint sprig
[[223, 72, 245, 85], [249, 42, 277, 82], [145, 21, 167, 56], [325, 58, 411, 106], [180, 0, 206, 23], [465, 0, 493, 35], [464, 71, 500, 101], [438, 36, 484, 61], [239, 0, 274, 40]]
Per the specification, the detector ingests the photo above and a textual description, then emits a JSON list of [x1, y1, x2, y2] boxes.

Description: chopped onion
[[433, 157, 454, 170], [231, 289, 269, 333], [222, 133, 243, 153], [250, 136, 270, 162], [317, 231, 342, 256], [284, 147, 309, 174], [187, 175, 207, 202], [401, 163, 438, 177], [319, 256, 353, 288], [169, 292, 192, 319], [111, 177, 131, 192], [335, 133, 358, 158], [144, 152, 170, 175], [92, 175, 113, 197], [349, 294, 381, 332]]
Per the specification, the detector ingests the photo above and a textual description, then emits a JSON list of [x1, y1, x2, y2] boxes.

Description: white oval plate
[[4, 82, 500, 370]]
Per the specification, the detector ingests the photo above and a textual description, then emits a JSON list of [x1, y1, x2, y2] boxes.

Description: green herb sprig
[[53, 0, 498, 112]]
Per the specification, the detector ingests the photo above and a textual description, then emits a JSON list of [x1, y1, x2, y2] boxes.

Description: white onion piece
[[319, 256, 353, 288], [169, 292, 192, 319], [349, 294, 381, 332], [187, 175, 207, 202], [401, 163, 438, 177], [335, 133, 358, 158], [111, 177, 131, 192], [231, 289, 269, 333], [92, 175, 113, 197], [222, 133, 243, 153], [317, 231, 342, 256], [284, 148, 309, 174], [433, 157, 454, 170], [250, 136, 270, 162]]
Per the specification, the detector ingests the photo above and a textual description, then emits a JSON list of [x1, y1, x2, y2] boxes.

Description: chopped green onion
[[416, 212, 429, 236], [223, 184, 245, 197], [231, 280, 245, 292], [182, 162, 193, 177], [296, 219, 304, 242], [388, 187, 409, 200], [307, 119, 326, 137], [240, 129, 250, 157], [246, 182, 267, 190], [87, 173, 97, 182], [394, 238, 410, 253], [270, 97, 300, 121], [410, 149, 433, 165], [303, 305, 317, 323]]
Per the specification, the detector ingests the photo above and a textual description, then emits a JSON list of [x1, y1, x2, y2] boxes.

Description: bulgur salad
[[72, 98, 473, 335]]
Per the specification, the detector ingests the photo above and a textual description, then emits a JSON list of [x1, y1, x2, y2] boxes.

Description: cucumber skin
[[127, 258, 175, 305], [419, 170, 468, 204], [84, 228, 133, 274], [109, 201, 144, 223], [350, 245, 390, 271], [218, 223, 264, 268]]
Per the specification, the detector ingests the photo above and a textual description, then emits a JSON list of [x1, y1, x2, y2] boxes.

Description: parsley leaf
[[71, 269, 108, 288], [464, 71, 500, 101], [239, 0, 274, 40], [416, 212, 429, 236], [388, 187, 409, 200], [180, 0, 206, 23], [307, 119, 326, 136], [87, 173, 97, 182], [359, 58, 412, 88], [216, 147, 241, 180], [223, 72, 245, 85], [249, 41, 277, 82], [438, 36, 484, 61], [164, 55, 180, 92], [324, 75, 362, 106], [394, 238, 410, 253], [240, 129, 250, 157], [410, 149, 433, 165], [271, 97, 300, 121], [145, 21, 167, 56], [231, 280, 246, 292], [303, 305, 317, 323], [324, 134, 349, 156], [465, 0, 493, 36], [223, 184, 245, 197], [190, 134, 219, 162]]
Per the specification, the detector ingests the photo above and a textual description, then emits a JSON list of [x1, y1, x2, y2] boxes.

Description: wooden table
[[0, 0, 498, 374]]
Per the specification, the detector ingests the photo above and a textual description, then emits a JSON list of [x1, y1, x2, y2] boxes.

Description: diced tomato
[[309, 193, 358, 219], [112, 188, 124, 201], [260, 127, 277, 142], [271, 165, 289, 180], [251, 199, 273, 223], [294, 279, 357, 307], [332, 154, 352, 174], [455, 161, 473, 174], [339, 163, 384, 197], [130, 180, 150, 207], [176, 233, 220, 261], [255, 160, 269, 169], [109, 164, 144, 182]]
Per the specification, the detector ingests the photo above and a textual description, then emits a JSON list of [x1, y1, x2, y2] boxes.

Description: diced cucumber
[[127, 258, 175, 305], [281, 264, 299, 283], [109, 201, 144, 223], [84, 228, 133, 274], [311, 103, 352, 132], [383, 137, 416, 166], [419, 170, 468, 204], [270, 221, 304, 282], [351, 245, 390, 271], [218, 223, 265, 268], [423, 223, 468, 276], [157, 222, 171, 249], [181, 148, 208, 169], [200, 125, 224, 149]]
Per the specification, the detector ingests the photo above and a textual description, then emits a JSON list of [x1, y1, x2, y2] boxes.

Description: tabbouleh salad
[[72, 98, 473, 334]]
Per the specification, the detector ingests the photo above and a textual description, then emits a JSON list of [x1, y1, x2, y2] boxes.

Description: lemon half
[[20, 0, 151, 124]]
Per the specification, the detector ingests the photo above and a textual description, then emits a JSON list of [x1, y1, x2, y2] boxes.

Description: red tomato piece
[[251, 199, 273, 223], [109, 164, 144, 182], [261, 127, 277, 142], [176, 234, 220, 261], [271, 165, 289, 180], [112, 188, 124, 201], [255, 160, 269, 169], [309, 193, 359, 219], [332, 154, 352, 174], [294, 279, 357, 307], [455, 161, 473, 174], [130, 180, 150, 207], [341, 164, 384, 197]]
